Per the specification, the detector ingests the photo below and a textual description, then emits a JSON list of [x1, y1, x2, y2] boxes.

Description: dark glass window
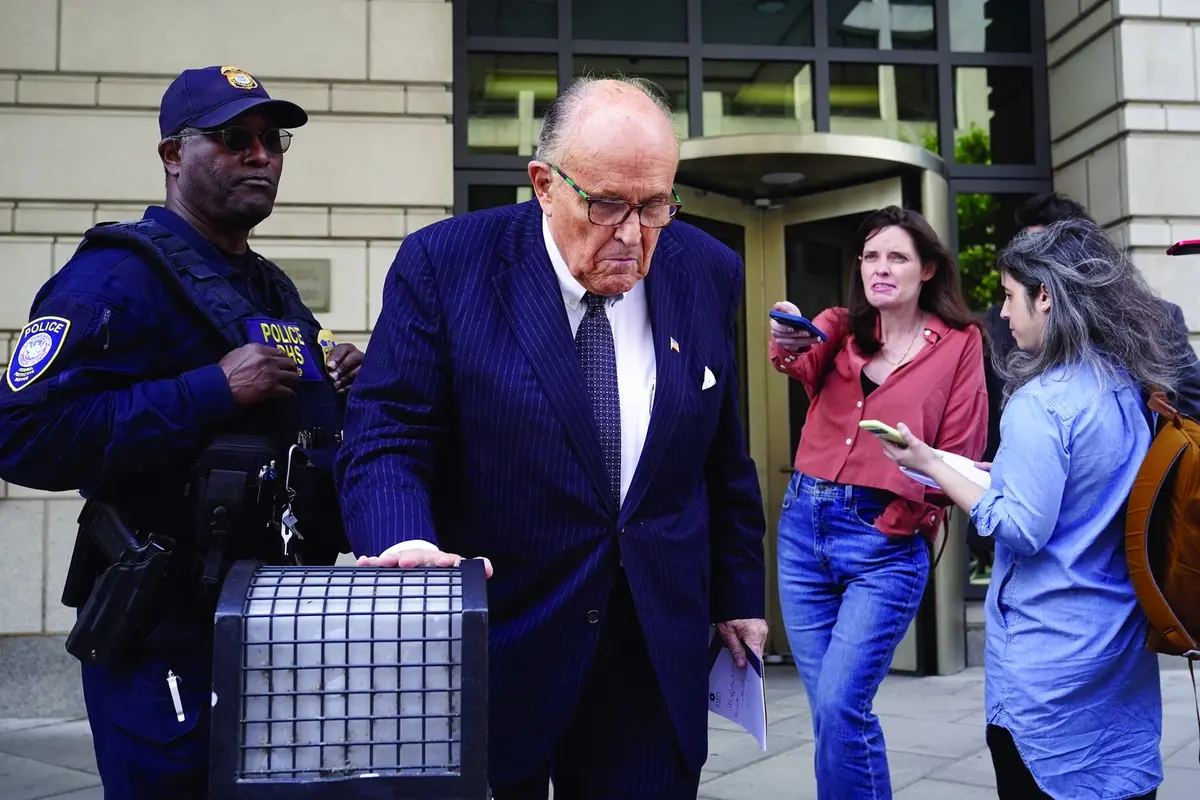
[[828, 0, 936, 51], [573, 56, 690, 136], [466, 0, 557, 39], [702, 60, 816, 136], [457, 0, 1047, 181], [701, 0, 815, 46], [954, 192, 1033, 311], [949, 0, 1032, 53], [829, 63, 938, 147], [953, 67, 1035, 165], [467, 185, 521, 212], [467, 53, 558, 156], [573, 0, 687, 42]]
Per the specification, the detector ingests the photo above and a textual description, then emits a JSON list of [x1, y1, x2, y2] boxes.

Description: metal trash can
[[209, 559, 489, 799]]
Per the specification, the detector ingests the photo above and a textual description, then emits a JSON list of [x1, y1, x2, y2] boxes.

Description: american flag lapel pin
[[670, 337, 680, 353]]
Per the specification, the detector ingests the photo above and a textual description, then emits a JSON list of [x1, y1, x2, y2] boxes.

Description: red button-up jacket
[[769, 307, 989, 541]]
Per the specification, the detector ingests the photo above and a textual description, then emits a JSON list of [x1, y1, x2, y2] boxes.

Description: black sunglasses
[[176, 126, 292, 155]]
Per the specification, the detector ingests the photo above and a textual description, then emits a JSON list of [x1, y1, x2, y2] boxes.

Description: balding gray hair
[[994, 217, 1179, 403], [533, 74, 680, 165]]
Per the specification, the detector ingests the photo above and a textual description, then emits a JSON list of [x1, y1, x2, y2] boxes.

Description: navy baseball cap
[[158, 65, 308, 138]]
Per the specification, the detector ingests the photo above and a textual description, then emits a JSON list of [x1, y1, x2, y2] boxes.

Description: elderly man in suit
[[335, 76, 768, 799]]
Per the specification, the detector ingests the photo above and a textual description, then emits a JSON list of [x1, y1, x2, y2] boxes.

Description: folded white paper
[[707, 635, 767, 751], [901, 448, 991, 491]]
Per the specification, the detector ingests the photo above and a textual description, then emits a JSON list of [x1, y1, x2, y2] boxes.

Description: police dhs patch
[[7, 315, 70, 392]]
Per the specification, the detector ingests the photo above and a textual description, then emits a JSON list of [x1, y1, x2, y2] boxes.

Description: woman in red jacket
[[768, 206, 988, 799]]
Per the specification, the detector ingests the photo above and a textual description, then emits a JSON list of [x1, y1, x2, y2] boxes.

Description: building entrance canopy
[[677, 132, 946, 201]]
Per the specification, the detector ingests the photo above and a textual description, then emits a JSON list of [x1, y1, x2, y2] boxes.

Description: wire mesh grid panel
[[241, 566, 462, 777], [210, 559, 489, 799]]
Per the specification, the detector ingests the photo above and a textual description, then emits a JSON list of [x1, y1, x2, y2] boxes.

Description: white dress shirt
[[389, 217, 657, 554], [543, 214, 656, 506]]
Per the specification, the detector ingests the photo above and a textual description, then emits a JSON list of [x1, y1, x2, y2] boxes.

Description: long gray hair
[[995, 217, 1178, 402]]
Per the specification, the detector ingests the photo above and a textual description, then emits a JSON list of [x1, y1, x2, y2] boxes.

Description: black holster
[[190, 433, 279, 588], [63, 501, 172, 667]]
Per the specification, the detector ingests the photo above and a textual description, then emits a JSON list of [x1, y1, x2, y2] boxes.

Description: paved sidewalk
[[1, 666, 1196, 799]]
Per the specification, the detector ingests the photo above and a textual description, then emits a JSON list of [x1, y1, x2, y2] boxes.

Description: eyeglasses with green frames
[[549, 164, 683, 229]]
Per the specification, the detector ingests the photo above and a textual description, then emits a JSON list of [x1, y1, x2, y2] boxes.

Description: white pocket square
[[702, 367, 717, 390]]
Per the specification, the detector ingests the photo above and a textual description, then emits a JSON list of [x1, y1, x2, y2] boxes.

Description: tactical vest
[[76, 218, 343, 446], [74, 219, 347, 572]]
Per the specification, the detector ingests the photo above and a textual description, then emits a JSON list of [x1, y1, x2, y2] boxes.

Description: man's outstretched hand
[[356, 541, 494, 578]]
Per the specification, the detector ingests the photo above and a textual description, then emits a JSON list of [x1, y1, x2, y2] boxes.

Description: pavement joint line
[[0, 717, 88, 732], [0, 746, 100, 778], [32, 786, 102, 800], [701, 739, 811, 781], [1164, 740, 1200, 767]]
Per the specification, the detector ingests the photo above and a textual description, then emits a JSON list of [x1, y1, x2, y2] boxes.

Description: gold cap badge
[[221, 66, 258, 91]]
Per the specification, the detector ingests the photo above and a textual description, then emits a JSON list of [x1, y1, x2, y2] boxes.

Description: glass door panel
[[761, 179, 905, 661], [773, 179, 904, 472], [674, 187, 794, 654]]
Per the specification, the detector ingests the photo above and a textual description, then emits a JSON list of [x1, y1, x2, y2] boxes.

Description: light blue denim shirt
[[971, 363, 1162, 799]]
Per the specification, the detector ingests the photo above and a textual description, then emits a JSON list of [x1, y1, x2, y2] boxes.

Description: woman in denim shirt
[[881, 217, 1177, 799]]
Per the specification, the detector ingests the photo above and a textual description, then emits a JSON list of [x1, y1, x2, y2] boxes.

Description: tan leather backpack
[[1126, 390, 1200, 758]]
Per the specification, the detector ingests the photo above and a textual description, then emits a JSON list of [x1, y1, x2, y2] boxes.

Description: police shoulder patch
[[7, 315, 71, 392], [317, 329, 337, 363]]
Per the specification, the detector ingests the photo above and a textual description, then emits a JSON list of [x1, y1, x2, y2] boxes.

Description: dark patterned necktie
[[576, 292, 621, 506]]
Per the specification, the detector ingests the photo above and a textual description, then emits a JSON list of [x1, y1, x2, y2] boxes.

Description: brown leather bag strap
[[1125, 431, 1197, 655], [1147, 389, 1179, 423]]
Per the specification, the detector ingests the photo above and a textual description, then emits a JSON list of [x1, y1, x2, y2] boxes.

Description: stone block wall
[[0, 0, 453, 635], [1046, 0, 1200, 351]]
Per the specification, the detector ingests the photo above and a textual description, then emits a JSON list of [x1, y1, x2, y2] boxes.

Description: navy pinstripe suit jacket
[[335, 199, 766, 783]]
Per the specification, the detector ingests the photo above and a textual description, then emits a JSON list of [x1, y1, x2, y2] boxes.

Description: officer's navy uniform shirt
[[0, 206, 342, 536]]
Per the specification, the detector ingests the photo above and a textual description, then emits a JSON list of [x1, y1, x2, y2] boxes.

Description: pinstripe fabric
[[335, 200, 767, 788]]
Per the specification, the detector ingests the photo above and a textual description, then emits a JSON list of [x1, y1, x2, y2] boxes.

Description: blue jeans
[[777, 473, 930, 800]]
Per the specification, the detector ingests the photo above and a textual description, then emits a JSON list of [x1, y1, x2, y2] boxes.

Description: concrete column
[[1045, 0, 1200, 351]]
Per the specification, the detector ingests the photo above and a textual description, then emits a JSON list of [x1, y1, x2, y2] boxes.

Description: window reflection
[[828, 0, 936, 51], [467, 53, 558, 156], [955, 193, 1030, 311], [829, 63, 937, 146], [574, 0, 686, 42], [949, 0, 1031, 53], [466, 0, 557, 39], [954, 67, 1035, 165], [701, 0, 814, 46], [574, 56, 690, 138], [701, 61, 815, 137]]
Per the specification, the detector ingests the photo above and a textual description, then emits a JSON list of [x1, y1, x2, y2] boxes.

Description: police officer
[[0, 66, 364, 798]]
